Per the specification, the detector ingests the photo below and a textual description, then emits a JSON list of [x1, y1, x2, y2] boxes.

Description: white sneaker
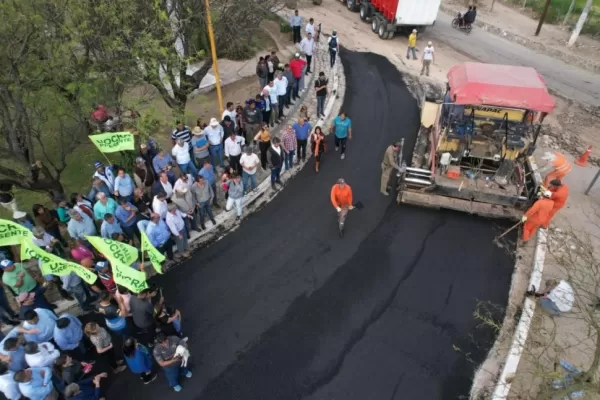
[[335, 147, 339, 152], [341, 154, 345, 160]]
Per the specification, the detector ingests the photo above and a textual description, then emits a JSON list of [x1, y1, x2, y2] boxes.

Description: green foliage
[[280, 21, 293, 33]]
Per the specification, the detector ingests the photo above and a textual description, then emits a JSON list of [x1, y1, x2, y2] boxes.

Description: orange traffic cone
[[575, 145, 592, 167]]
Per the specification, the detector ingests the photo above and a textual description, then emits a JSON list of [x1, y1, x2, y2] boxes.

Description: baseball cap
[[95, 261, 109, 271], [0, 260, 14, 269], [12, 211, 26, 219], [135, 157, 144, 164], [94, 161, 103, 169], [295, 52, 300, 58], [337, 178, 345, 184]]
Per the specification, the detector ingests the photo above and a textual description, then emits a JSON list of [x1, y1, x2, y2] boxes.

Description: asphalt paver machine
[[397, 62, 556, 219]]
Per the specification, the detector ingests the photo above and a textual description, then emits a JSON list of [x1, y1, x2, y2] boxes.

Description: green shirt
[[93, 198, 118, 221], [2, 263, 37, 294]]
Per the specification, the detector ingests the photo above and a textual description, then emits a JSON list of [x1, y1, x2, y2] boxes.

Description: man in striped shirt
[[171, 121, 194, 168]]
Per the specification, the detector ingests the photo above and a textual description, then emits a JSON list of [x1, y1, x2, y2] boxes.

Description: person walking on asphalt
[[310, 126, 326, 173], [292, 117, 312, 164], [421, 41, 435, 77], [315, 72, 328, 119], [281, 125, 297, 172], [521, 190, 554, 241], [123, 337, 157, 385], [330, 178, 354, 236], [328, 30, 340, 68], [543, 179, 569, 228], [268, 137, 284, 190], [407, 29, 417, 60], [330, 112, 352, 160], [153, 332, 192, 392], [290, 10, 302, 44], [380, 142, 402, 195], [225, 174, 244, 221], [130, 289, 157, 347]]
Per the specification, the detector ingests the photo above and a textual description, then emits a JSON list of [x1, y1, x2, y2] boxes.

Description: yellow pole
[[204, 0, 224, 115]]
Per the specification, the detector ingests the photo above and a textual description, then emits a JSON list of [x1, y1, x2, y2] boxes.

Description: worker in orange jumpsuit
[[540, 151, 572, 187], [330, 178, 354, 231], [521, 190, 554, 242], [542, 179, 569, 229]]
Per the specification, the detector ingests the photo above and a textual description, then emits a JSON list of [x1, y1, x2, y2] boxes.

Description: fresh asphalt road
[[108, 50, 515, 399], [430, 12, 600, 107]]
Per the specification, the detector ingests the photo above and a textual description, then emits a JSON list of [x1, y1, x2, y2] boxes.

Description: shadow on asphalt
[[107, 49, 516, 400]]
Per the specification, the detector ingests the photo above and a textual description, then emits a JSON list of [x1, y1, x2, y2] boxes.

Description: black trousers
[[278, 95, 286, 119], [297, 139, 307, 161], [293, 26, 301, 43], [259, 141, 271, 169], [229, 154, 242, 175], [157, 238, 174, 260], [306, 55, 312, 73], [335, 136, 348, 154], [329, 49, 337, 68]]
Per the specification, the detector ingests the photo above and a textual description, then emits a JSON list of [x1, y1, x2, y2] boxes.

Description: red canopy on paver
[[447, 63, 555, 113]]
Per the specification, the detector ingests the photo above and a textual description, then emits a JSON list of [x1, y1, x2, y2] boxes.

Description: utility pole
[[568, 0, 593, 47], [535, 0, 552, 36], [204, 0, 224, 115]]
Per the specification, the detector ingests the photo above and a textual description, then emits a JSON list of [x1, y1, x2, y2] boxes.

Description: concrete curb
[[438, 5, 600, 75], [490, 158, 548, 400]]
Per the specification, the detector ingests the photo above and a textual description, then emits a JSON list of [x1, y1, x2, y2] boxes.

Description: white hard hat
[[428, 41, 432, 45], [543, 190, 552, 198], [412, 29, 417, 33]]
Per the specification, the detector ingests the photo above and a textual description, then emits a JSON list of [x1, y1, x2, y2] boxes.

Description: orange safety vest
[[331, 184, 353, 209], [551, 152, 572, 175], [550, 184, 569, 210]]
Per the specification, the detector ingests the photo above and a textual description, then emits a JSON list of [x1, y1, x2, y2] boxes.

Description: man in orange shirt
[[521, 190, 554, 242], [543, 179, 569, 228], [330, 178, 354, 236]]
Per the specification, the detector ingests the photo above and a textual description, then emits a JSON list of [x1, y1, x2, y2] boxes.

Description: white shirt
[[158, 180, 173, 199], [547, 280, 575, 312], [274, 77, 288, 96], [273, 146, 282, 156], [93, 168, 115, 192], [240, 153, 260, 175], [305, 23, 315, 36], [203, 125, 224, 146], [423, 46, 435, 61], [171, 142, 191, 165], [264, 85, 278, 104], [166, 210, 186, 235], [0, 371, 20, 400], [152, 196, 168, 219], [221, 109, 237, 128], [32, 233, 54, 250], [267, 60, 274, 73], [173, 176, 193, 193], [25, 342, 60, 368], [224, 135, 246, 157], [300, 37, 314, 56]]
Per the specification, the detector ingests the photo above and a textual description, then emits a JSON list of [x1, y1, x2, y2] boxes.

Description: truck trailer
[[341, 0, 442, 39]]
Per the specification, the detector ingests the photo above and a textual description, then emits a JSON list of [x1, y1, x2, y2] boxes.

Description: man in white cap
[[203, 118, 225, 169], [421, 41, 435, 77], [407, 29, 418, 60]]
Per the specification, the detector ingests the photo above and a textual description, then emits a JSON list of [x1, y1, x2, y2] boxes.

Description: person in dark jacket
[[267, 137, 284, 190], [63, 373, 107, 399]]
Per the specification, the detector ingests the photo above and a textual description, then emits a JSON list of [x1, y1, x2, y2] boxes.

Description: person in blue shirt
[[152, 150, 177, 184], [113, 168, 135, 203], [330, 112, 352, 160], [198, 160, 219, 207], [14, 366, 56, 400], [292, 118, 312, 163], [122, 337, 156, 384], [114, 199, 140, 241], [12, 211, 34, 231], [53, 314, 85, 357], [146, 214, 174, 260], [100, 213, 125, 241], [0, 330, 27, 372], [18, 309, 57, 343]]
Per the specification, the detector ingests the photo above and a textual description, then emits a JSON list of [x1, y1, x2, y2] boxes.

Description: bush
[[280, 21, 292, 33]]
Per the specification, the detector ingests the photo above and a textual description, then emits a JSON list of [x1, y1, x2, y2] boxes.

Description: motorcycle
[[451, 13, 472, 34]]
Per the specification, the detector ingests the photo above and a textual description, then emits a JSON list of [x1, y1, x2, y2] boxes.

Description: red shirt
[[289, 59, 306, 78]]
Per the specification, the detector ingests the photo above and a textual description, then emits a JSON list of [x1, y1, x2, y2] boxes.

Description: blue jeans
[[198, 201, 215, 225], [317, 96, 326, 116], [271, 167, 282, 184], [242, 171, 257, 192], [293, 77, 301, 99], [284, 151, 295, 170], [178, 161, 198, 176], [163, 363, 190, 388], [209, 144, 224, 168], [210, 183, 219, 206]]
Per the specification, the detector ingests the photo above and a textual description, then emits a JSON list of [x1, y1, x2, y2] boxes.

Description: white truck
[[341, 0, 442, 39]]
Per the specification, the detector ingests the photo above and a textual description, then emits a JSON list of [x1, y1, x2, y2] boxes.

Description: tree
[[568, 0, 593, 47], [464, 219, 600, 400], [0, 0, 130, 198], [85, 0, 284, 116]]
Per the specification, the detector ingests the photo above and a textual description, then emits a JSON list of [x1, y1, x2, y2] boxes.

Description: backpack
[[329, 36, 337, 50]]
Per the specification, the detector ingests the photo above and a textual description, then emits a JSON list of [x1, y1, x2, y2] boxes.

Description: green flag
[[141, 231, 164, 274], [0, 219, 32, 246], [20, 239, 97, 285], [112, 261, 148, 293], [86, 236, 138, 266], [89, 131, 135, 153]]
